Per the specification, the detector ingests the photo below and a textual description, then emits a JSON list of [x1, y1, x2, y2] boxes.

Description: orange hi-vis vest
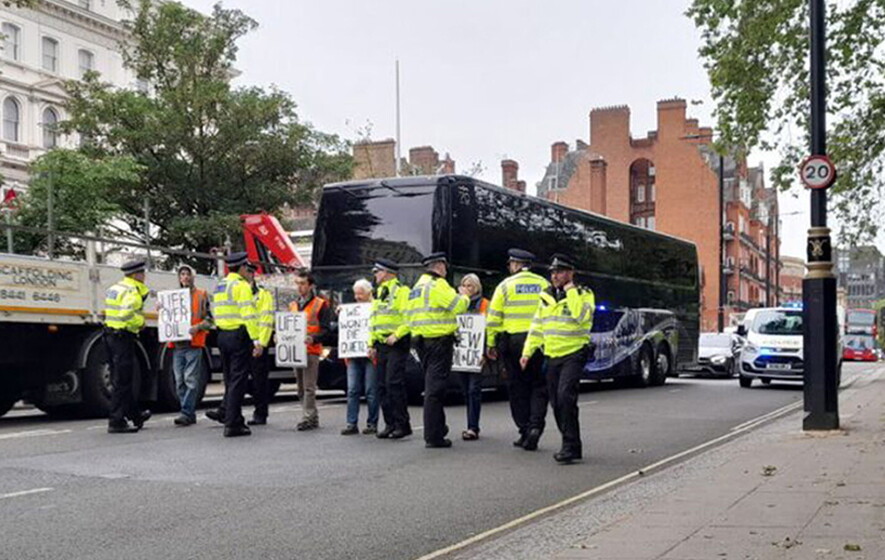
[[289, 295, 328, 356], [167, 288, 209, 349]]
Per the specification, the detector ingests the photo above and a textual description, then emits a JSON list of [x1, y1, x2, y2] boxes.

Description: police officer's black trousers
[[250, 351, 271, 419], [547, 347, 588, 455], [218, 326, 251, 428], [417, 335, 455, 444], [376, 337, 411, 430], [104, 330, 138, 426], [501, 333, 548, 436]]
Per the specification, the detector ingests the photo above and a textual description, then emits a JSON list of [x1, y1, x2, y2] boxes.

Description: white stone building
[[0, 0, 132, 198]]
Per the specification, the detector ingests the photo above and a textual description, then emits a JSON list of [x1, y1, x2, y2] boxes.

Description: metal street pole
[[4, 210, 12, 254], [803, 0, 839, 430], [46, 171, 54, 259], [718, 153, 725, 332]]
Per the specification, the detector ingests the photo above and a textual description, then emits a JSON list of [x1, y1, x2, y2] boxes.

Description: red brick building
[[528, 98, 781, 332], [780, 255, 804, 304]]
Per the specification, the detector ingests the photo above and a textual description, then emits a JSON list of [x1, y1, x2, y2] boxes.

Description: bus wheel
[[267, 379, 282, 399], [651, 345, 671, 386], [156, 350, 179, 412], [633, 345, 654, 388]]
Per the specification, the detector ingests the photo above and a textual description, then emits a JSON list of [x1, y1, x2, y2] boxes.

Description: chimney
[[551, 141, 568, 163], [440, 153, 455, 174], [501, 159, 519, 190], [589, 157, 607, 214]]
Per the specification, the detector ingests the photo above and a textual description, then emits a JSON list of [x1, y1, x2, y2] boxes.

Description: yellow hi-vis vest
[[104, 276, 149, 333], [486, 269, 550, 348], [212, 272, 260, 341], [369, 278, 410, 345], [407, 273, 468, 338], [522, 286, 595, 359], [254, 286, 275, 347]]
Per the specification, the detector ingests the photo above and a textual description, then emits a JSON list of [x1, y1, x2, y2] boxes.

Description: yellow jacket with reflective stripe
[[254, 286, 275, 347], [486, 269, 550, 348], [522, 286, 595, 359], [104, 276, 149, 333], [407, 273, 469, 338], [369, 278, 410, 345], [212, 272, 260, 341]]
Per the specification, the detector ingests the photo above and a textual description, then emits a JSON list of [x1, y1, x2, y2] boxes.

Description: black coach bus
[[311, 175, 699, 395]]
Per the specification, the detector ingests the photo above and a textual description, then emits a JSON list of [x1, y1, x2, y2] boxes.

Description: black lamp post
[[802, 0, 839, 431]]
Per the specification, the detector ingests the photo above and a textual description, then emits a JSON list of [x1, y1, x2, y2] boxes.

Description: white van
[[735, 306, 842, 388]]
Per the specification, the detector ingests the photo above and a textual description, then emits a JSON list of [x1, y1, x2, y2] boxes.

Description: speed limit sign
[[800, 155, 837, 189]]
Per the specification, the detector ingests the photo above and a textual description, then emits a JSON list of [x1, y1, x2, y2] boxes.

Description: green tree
[[59, 0, 351, 254], [14, 150, 142, 255], [687, 0, 885, 243]]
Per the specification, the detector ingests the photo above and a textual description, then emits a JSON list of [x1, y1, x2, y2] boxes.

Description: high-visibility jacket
[[486, 269, 550, 348], [369, 277, 410, 345], [407, 272, 468, 338], [104, 276, 149, 333], [211, 272, 260, 342], [522, 286, 595, 359], [289, 295, 329, 356], [167, 288, 210, 349], [254, 286, 275, 348]]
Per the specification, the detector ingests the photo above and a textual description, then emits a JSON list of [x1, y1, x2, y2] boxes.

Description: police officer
[[408, 252, 468, 448], [486, 249, 550, 451], [521, 254, 595, 464], [368, 258, 412, 440], [211, 252, 263, 437], [104, 258, 152, 434], [248, 276, 275, 425]]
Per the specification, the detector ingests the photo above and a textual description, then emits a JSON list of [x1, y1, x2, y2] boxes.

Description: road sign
[[800, 155, 836, 189]]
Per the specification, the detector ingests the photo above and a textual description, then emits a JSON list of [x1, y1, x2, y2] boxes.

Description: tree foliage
[[15, 150, 142, 255], [687, 0, 885, 244], [57, 0, 351, 254]]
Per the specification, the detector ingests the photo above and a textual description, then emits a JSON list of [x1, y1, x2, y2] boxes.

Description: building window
[[78, 0, 91, 9], [42, 107, 59, 148], [647, 216, 655, 231], [2, 23, 21, 61], [650, 184, 656, 202], [3, 97, 20, 142], [78, 49, 94, 77], [42, 37, 58, 72], [629, 158, 655, 230], [636, 184, 645, 203]]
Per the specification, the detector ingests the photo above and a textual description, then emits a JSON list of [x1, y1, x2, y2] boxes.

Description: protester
[[457, 273, 488, 441], [341, 278, 379, 435], [170, 265, 211, 427], [290, 270, 332, 431]]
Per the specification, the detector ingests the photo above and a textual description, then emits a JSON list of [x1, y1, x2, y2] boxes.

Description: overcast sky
[[183, 0, 811, 259]]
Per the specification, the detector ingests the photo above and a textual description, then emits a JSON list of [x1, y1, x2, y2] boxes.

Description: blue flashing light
[[783, 301, 803, 309], [597, 304, 608, 312], [760, 347, 777, 355]]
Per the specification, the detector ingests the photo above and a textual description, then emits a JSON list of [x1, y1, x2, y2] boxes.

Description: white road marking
[[0, 487, 54, 500], [0, 429, 72, 441], [578, 400, 599, 407]]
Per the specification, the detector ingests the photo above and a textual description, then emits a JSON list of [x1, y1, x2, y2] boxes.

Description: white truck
[[0, 238, 303, 418]]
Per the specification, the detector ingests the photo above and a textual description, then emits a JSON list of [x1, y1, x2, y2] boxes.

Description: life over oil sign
[[800, 155, 837, 190]]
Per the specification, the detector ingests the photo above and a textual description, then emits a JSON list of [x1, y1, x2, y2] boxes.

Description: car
[[736, 306, 842, 388], [842, 334, 878, 362], [685, 332, 741, 377]]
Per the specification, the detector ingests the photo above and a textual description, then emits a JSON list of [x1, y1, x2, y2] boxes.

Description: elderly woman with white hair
[[341, 278, 380, 435], [456, 273, 489, 441]]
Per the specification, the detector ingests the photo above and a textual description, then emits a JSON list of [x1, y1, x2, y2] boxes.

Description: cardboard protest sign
[[275, 312, 307, 368], [158, 289, 191, 343], [452, 314, 485, 373], [338, 303, 372, 359]]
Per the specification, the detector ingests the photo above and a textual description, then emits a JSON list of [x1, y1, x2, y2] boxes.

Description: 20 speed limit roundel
[[800, 155, 836, 189]]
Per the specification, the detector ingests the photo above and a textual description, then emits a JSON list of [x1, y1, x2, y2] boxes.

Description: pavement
[[447, 363, 885, 560]]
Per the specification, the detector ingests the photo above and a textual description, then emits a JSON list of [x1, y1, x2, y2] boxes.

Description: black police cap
[[373, 258, 399, 273], [225, 251, 250, 268], [549, 253, 577, 271], [421, 252, 448, 266], [121, 258, 147, 275], [507, 248, 536, 263]]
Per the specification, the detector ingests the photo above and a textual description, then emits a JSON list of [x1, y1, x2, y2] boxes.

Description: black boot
[[523, 429, 541, 451], [553, 449, 582, 464], [224, 425, 252, 438]]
